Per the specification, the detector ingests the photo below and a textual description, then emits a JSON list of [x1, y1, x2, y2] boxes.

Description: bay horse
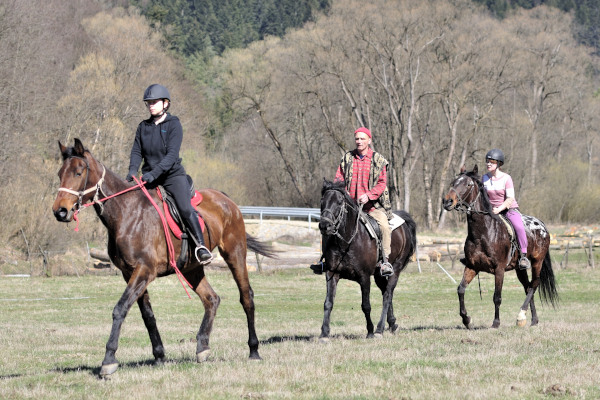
[[52, 138, 274, 377], [317, 179, 416, 340], [442, 165, 558, 329]]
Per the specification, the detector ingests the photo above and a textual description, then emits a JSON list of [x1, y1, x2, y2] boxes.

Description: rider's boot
[[310, 256, 325, 275], [380, 257, 394, 277], [518, 253, 531, 270], [186, 211, 213, 264]]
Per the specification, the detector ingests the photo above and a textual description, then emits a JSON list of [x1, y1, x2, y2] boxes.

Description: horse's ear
[[473, 164, 478, 174], [460, 165, 466, 174], [58, 141, 68, 160], [73, 138, 85, 157]]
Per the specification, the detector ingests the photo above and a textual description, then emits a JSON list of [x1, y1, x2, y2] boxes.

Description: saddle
[[156, 187, 205, 239], [155, 175, 206, 269], [360, 212, 406, 262]]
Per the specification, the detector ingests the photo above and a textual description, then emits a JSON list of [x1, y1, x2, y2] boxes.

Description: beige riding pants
[[369, 208, 391, 258]]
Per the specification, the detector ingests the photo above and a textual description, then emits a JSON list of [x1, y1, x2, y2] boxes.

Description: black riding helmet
[[486, 148, 505, 166], [143, 84, 170, 102]]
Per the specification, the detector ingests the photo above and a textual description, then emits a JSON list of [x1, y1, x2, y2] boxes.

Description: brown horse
[[52, 138, 274, 377], [442, 165, 558, 329]]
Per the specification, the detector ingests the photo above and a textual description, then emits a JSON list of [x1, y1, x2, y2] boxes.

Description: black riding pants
[[157, 173, 195, 222]]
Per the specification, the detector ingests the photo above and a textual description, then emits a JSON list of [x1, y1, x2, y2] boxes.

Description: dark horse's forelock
[[321, 179, 356, 207]]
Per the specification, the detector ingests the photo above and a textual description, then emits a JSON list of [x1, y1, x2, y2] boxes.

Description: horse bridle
[[58, 156, 107, 214], [321, 189, 363, 245], [448, 175, 488, 215]]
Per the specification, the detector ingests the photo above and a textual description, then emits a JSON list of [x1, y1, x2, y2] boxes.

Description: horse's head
[[318, 179, 350, 236], [443, 165, 482, 212], [52, 138, 104, 222]]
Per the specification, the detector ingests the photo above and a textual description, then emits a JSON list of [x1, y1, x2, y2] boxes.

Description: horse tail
[[394, 210, 417, 273], [538, 251, 559, 308], [246, 234, 278, 259]]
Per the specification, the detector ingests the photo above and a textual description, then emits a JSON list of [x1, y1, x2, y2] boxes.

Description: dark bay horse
[[442, 165, 558, 329], [317, 179, 416, 340], [52, 139, 274, 377]]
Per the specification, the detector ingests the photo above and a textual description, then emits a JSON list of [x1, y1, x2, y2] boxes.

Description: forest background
[[0, 0, 598, 259]]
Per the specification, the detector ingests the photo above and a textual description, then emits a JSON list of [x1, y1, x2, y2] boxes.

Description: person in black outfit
[[126, 84, 212, 264]]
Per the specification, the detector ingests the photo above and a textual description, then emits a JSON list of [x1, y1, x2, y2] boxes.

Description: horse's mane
[[465, 169, 500, 220], [322, 179, 360, 210]]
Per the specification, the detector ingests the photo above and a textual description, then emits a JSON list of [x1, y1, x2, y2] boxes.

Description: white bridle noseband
[[57, 156, 107, 212]]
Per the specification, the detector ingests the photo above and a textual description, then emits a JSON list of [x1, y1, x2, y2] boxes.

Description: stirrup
[[380, 261, 394, 277], [518, 255, 531, 270], [194, 245, 213, 265]]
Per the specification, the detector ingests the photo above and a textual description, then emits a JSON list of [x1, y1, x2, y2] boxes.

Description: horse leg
[[359, 277, 375, 338], [458, 267, 477, 329], [137, 290, 165, 363], [186, 270, 220, 363], [224, 249, 261, 360], [491, 268, 506, 328], [374, 274, 399, 335], [100, 268, 154, 377], [319, 272, 340, 342], [515, 266, 540, 327]]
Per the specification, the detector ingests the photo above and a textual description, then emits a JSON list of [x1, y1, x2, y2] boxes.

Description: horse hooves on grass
[[516, 318, 527, 327], [249, 352, 262, 361], [389, 324, 399, 333], [318, 337, 330, 344], [516, 309, 527, 327], [196, 349, 210, 363], [99, 363, 118, 378], [373, 332, 383, 339]]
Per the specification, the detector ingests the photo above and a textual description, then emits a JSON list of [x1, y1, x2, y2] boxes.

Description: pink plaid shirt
[[335, 148, 387, 212]]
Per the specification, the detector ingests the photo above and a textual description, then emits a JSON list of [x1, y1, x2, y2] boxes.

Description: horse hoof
[[389, 324, 399, 333], [373, 333, 383, 339], [196, 349, 210, 363], [318, 337, 330, 344], [516, 309, 527, 327], [99, 363, 118, 378]]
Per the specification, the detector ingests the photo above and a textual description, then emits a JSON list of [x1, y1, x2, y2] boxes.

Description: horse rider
[[482, 148, 531, 270], [126, 84, 212, 265], [311, 127, 394, 277]]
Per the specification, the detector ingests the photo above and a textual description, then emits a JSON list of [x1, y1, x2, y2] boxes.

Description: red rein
[[72, 178, 194, 298]]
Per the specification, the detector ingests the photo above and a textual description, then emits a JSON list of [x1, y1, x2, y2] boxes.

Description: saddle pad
[[156, 189, 205, 240], [389, 213, 405, 231], [498, 214, 515, 240], [361, 212, 406, 240]]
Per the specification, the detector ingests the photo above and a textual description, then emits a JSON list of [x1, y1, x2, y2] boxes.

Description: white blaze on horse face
[[456, 175, 472, 198]]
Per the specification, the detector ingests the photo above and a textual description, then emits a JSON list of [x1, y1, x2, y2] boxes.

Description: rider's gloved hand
[[141, 172, 155, 184]]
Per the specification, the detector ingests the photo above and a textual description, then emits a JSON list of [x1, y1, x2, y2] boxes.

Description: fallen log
[[89, 248, 111, 262]]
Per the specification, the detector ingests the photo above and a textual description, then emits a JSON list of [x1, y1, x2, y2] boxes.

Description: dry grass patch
[[1, 265, 599, 399]]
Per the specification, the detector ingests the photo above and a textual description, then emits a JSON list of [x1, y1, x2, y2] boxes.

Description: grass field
[[1, 263, 599, 399]]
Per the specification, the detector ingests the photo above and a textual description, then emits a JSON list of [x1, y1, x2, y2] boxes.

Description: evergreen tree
[[135, 0, 331, 56]]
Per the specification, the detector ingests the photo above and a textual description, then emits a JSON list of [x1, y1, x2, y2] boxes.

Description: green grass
[[1, 265, 599, 399]]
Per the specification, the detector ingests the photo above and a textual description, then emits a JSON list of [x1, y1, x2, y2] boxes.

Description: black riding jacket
[[128, 113, 185, 181]]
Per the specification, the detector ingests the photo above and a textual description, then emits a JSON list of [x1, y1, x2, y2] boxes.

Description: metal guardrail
[[239, 206, 321, 230]]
